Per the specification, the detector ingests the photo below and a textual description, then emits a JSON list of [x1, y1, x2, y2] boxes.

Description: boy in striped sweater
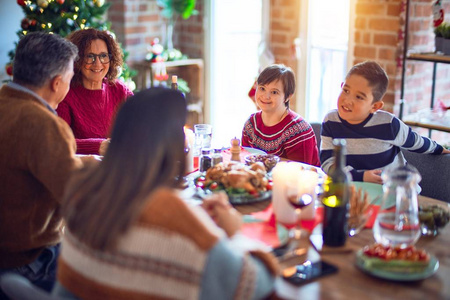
[[320, 61, 449, 183]]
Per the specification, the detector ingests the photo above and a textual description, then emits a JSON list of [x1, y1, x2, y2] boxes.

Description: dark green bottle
[[322, 139, 351, 247]]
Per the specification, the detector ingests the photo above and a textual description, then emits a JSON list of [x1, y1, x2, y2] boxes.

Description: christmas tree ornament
[[432, 1, 445, 27], [37, 0, 49, 9], [94, 0, 105, 7], [57, 0, 65, 4], [147, 38, 164, 62], [17, 0, 26, 6], [21, 18, 30, 30], [5, 64, 13, 77]]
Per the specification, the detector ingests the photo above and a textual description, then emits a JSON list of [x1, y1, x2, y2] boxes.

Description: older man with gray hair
[[0, 32, 82, 294]]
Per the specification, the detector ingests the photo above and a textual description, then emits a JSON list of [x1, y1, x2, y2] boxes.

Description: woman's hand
[[201, 192, 242, 238], [363, 169, 383, 184], [99, 139, 110, 156]]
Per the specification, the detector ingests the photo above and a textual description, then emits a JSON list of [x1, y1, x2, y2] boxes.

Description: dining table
[[233, 194, 450, 300]]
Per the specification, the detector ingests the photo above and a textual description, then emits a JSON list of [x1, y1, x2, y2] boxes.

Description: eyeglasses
[[83, 53, 112, 64]]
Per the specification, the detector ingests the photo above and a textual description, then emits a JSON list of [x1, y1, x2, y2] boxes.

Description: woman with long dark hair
[[54, 88, 278, 300]]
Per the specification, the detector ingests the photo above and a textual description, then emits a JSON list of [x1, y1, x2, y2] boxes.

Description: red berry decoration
[[5, 64, 13, 76], [57, 0, 65, 4], [17, 0, 26, 6]]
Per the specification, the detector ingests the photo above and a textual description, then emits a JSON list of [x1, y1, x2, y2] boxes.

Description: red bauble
[[5, 64, 13, 76], [17, 0, 26, 6], [30, 19, 37, 26], [21, 18, 29, 30], [57, 0, 65, 4]]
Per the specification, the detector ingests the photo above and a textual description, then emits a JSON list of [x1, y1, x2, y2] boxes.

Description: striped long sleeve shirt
[[320, 110, 443, 181]]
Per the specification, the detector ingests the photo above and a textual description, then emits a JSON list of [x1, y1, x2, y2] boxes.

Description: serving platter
[[191, 178, 272, 205], [355, 249, 439, 281]]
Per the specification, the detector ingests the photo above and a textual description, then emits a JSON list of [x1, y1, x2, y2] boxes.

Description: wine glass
[[286, 184, 313, 241]]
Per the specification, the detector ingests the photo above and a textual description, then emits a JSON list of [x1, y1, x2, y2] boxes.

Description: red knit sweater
[[241, 110, 320, 166], [56, 80, 133, 154]]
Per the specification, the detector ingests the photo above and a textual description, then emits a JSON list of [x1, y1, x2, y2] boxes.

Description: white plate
[[242, 147, 266, 155]]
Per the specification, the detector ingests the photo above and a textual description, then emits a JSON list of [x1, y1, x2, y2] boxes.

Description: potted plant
[[440, 23, 450, 55], [434, 23, 446, 53], [156, 0, 198, 52]]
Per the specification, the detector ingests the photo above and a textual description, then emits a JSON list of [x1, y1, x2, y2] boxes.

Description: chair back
[[401, 150, 450, 202], [310, 122, 321, 149], [0, 273, 57, 300]]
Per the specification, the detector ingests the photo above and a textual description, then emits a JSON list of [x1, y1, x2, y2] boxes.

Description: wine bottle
[[322, 139, 351, 247], [171, 75, 178, 90]]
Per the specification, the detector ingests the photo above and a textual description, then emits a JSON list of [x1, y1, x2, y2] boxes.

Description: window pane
[[306, 0, 349, 123], [210, 0, 262, 148]]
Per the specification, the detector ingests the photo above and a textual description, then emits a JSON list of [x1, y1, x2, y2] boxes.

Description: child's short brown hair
[[346, 61, 388, 102], [257, 64, 295, 108]]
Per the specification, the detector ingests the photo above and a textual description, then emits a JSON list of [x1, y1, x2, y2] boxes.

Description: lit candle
[[272, 163, 319, 223], [272, 162, 301, 224]]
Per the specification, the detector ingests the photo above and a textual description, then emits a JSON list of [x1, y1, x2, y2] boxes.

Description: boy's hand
[[363, 169, 382, 184], [442, 148, 450, 154]]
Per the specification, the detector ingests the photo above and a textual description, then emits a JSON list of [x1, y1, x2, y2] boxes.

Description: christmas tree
[[5, 0, 136, 90]]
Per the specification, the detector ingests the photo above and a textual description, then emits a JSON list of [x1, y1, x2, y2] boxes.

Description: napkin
[[242, 205, 324, 249], [364, 205, 380, 229], [241, 214, 282, 248]]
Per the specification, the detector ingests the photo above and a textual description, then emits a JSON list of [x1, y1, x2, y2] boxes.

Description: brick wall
[[269, 0, 301, 108], [270, 0, 300, 67], [109, 0, 163, 62], [108, 0, 203, 63], [353, 0, 403, 112], [173, 1, 205, 59]]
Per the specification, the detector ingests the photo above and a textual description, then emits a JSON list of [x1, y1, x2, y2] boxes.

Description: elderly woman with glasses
[[56, 28, 133, 155]]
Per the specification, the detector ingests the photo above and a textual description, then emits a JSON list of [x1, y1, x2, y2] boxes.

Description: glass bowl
[[348, 208, 373, 237], [419, 204, 450, 236]]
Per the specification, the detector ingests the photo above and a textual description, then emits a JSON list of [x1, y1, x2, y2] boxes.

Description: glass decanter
[[373, 164, 422, 248]]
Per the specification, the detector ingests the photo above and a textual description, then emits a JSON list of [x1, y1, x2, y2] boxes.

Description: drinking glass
[[193, 124, 212, 156], [286, 184, 313, 240], [373, 165, 421, 248]]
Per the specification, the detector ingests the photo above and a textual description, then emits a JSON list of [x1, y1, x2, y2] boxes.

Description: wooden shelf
[[406, 52, 450, 64], [403, 111, 450, 133], [404, 120, 450, 133], [133, 59, 204, 127]]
